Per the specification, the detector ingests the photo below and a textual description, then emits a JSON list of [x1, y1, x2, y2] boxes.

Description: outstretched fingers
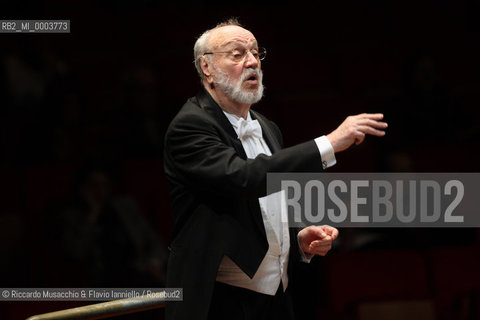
[[327, 113, 387, 153], [357, 125, 386, 137], [358, 113, 385, 120], [359, 118, 388, 128]]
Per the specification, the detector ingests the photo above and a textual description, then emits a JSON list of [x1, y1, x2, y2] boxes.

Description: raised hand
[[326, 113, 387, 153]]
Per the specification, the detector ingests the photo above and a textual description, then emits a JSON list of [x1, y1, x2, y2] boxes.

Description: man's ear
[[201, 56, 213, 84]]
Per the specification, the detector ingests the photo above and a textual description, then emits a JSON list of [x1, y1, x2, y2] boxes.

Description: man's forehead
[[209, 26, 257, 49]]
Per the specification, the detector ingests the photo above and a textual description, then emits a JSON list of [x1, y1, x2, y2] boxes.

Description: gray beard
[[212, 66, 264, 105]]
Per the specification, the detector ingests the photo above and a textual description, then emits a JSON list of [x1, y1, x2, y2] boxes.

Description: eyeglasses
[[203, 47, 267, 63]]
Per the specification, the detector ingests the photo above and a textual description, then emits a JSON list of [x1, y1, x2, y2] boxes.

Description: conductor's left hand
[[298, 225, 339, 257]]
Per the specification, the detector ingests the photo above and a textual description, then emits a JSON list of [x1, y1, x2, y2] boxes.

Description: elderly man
[[164, 19, 387, 320]]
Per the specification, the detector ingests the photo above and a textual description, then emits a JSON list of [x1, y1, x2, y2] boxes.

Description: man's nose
[[244, 51, 259, 69]]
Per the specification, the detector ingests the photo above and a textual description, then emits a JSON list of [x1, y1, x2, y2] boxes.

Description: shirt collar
[[223, 111, 252, 135]]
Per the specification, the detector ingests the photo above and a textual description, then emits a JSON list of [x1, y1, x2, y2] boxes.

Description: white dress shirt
[[216, 111, 336, 295]]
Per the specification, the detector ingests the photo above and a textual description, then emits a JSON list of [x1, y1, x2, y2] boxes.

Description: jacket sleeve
[[164, 111, 324, 200]]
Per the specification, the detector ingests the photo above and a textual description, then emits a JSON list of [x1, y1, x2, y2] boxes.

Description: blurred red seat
[[427, 245, 480, 320], [122, 159, 172, 243], [324, 249, 433, 320], [22, 163, 77, 215]]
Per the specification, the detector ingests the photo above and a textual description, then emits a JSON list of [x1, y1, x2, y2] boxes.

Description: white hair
[[193, 31, 211, 80], [193, 18, 242, 80]]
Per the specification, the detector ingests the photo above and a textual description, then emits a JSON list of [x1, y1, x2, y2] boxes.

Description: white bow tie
[[237, 117, 262, 140]]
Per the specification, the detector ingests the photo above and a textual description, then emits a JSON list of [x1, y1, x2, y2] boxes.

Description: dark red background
[[1, 1, 480, 319]]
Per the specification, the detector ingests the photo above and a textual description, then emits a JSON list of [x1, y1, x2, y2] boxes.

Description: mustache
[[241, 68, 262, 82]]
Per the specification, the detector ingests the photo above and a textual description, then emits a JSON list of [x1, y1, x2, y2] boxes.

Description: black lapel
[[196, 89, 248, 160], [251, 110, 282, 154], [195, 89, 270, 242]]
